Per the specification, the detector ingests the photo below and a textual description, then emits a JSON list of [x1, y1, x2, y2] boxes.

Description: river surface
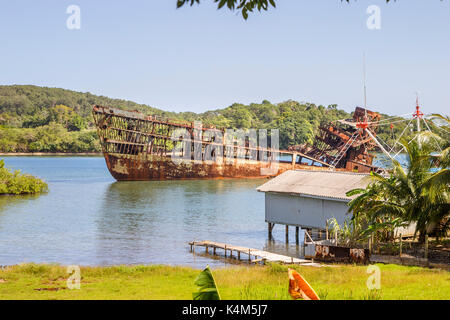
[[0, 155, 406, 268], [0, 156, 307, 268]]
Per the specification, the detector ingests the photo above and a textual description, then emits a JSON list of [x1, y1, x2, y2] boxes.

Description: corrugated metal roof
[[256, 169, 372, 201]]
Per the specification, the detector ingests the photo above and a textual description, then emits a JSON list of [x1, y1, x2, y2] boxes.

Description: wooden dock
[[188, 240, 323, 267]]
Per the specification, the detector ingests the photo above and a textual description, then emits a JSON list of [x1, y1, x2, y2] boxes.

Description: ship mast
[[358, 54, 394, 162], [363, 53, 367, 113], [413, 93, 424, 132]]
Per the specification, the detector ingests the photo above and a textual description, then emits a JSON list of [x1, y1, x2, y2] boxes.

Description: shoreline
[[0, 152, 102, 156], [1, 258, 448, 270]]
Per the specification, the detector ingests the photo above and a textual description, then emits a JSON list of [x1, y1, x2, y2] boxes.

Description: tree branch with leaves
[[176, 0, 398, 20]]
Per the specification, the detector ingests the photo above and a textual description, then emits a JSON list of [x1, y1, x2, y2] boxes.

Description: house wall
[[395, 222, 417, 237], [264, 193, 352, 229]]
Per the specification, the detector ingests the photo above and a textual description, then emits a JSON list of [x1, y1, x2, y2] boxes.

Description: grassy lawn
[[0, 263, 449, 300]]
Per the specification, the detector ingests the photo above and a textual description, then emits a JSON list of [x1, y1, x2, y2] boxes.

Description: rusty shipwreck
[[92, 105, 383, 181]]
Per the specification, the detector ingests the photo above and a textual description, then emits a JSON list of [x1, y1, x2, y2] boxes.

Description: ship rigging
[[92, 98, 444, 181]]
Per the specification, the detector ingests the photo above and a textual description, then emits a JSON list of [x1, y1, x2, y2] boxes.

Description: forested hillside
[[0, 85, 179, 152], [0, 85, 406, 153]]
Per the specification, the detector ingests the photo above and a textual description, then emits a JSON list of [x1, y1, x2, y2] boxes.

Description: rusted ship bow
[[92, 105, 382, 181]]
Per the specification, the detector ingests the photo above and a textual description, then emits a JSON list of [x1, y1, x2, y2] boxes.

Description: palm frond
[[192, 265, 221, 300]]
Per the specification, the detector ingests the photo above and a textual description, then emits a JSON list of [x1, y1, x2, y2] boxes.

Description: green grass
[[0, 263, 449, 300]]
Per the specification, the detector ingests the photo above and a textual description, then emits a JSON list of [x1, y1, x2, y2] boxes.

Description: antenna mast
[[359, 54, 393, 162], [363, 53, 367, 112], [357, 53, 369, 129], [413, 93, 423, 132]]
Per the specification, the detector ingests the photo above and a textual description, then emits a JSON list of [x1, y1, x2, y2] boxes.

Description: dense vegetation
[[0, 159, 48, 194], [344, 128, 449, 245], [0, 85, 413, 153], [0, 85, 174, 153]]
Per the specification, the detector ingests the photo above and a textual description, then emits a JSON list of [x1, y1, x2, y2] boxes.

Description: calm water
[[0, 157, 302, 267]]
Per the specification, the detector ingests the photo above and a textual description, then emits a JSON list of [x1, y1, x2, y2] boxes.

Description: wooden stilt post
[[205, 245, 208, 254], [238, 252, 240, 260], [303, 229, 307, 257], [224, 245, 227, 258], [372, 234, 375, 254], [248, 249, 251, 262], [399, 234, 402, 257], [295, 226, 299, 244], [268, 223, 274, 240], [213, 247, 216, 255], [326, 220, 329, 240], [285, 225, 289, 243], [424, 234, 429, 260]]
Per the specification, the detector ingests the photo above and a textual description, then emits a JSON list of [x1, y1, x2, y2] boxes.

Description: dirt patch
[[404, 243, 450, 265], [374, 240, 450, 268], [34, 287, 66, 291]]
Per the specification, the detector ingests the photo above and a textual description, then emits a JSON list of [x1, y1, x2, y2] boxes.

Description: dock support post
[[285, 225, 289, 243], [224, 245, 227, 258], [238, 252, 240, 260], [295, 227, 299, 244], [248, 249, 251, 262], [303, 230, 307, 257], [268, 223, 274, 240], [213, 247, 216, 255]]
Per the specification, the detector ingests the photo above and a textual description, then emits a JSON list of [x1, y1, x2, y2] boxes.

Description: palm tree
[[347, 131, 449, 242], [429, 113, 450, 169]]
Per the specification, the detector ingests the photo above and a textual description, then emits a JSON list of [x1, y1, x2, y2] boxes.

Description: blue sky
[[0, 1, 449, 115]]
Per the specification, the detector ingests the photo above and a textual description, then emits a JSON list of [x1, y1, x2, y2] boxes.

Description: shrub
[[0, 159, 48, 195]]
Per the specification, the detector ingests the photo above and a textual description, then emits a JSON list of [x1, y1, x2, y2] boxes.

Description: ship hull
[[103, 152, 330, 181]]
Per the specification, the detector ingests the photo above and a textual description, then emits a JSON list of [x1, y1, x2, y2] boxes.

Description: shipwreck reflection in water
[[95, 179, 269, 265]]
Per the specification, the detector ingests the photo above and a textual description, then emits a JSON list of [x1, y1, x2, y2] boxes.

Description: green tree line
[[0, 85, 413, 153]]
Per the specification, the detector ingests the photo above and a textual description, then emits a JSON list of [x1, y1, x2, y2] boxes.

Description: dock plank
[[189, 240, 323, 267]]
